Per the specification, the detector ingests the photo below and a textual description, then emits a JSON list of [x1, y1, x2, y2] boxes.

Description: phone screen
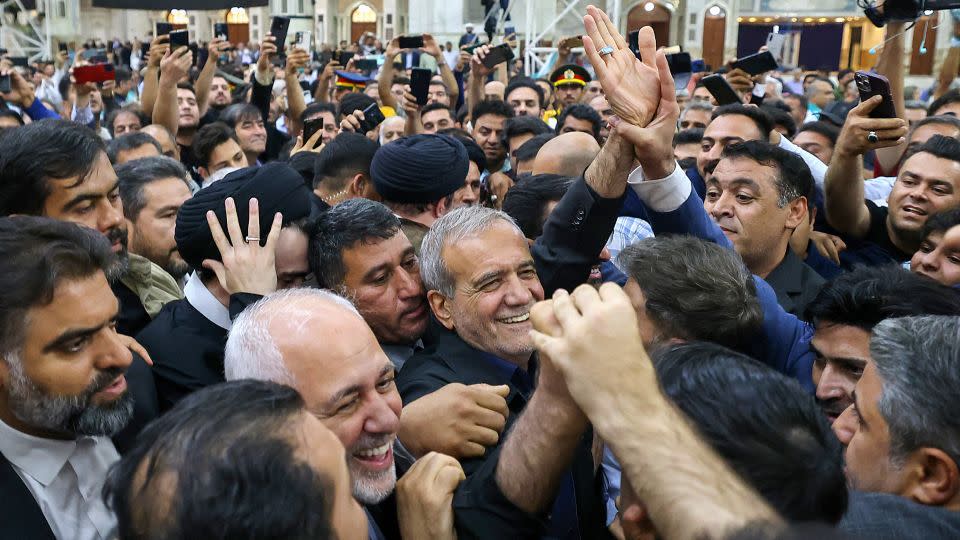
[[398, 35, 425, 49], [303, 117, 323, 142], [411, 68, 431, 106]]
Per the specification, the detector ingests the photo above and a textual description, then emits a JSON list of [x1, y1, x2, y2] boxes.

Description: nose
[[394, 266, 422, 300], [832, 404, 856, 446], [97, 328, 134, 372], [100, 200, 124, 235], [815, 363, 848, 401], [708, 191, 735, 220], [503, 273, 534, 306], [363, 392, 401, 436], [918, 248, 939, 272]]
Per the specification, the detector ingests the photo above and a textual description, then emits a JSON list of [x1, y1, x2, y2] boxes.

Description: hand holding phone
[[410, 67, 431, 106], [156, 22, 173, 36], [481, 44, 515, 70], [357, 103, 386, 133], [701, 74, 742, 106], [168, 30, 189, 50], [732, 51, 778, 76], [302, 117, 324, 145], [398, 35, 425, 50], [214, 23, 229, 41], [270, 16, 291, 55], [73, 63, 116, 84], [855, 71, 897, 119]]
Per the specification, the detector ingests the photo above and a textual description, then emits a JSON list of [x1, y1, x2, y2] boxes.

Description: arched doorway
[[225, 7, 250, 46], [702, 5, 726, 72], [351, 4, 377, 44], [627, 1, 671, 49]]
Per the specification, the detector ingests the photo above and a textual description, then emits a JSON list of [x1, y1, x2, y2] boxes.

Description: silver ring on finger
[[867, 131, 879, 143], [598, 45, 615, 56], [245, 236, 261, 244]]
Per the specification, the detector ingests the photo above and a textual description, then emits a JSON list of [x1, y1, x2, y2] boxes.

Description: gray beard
[[107, 250, 131, 283], [6, 356, 133, 437]]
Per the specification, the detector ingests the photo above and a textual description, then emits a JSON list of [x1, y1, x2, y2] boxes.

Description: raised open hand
[[583, 6, 661, 128], [202, 197, 283, 296]]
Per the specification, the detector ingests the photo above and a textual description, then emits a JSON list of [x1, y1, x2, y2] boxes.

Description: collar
[[479, 352, 536, 396], [183, 272, 231, 330], [766, 248, 806, 294], [0, 416, 85, 486], [382, 340, 423, 370]]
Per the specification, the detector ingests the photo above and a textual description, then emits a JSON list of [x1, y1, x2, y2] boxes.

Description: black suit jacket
[[764, 249, 826, 320], [0, 452, 56, 540], [398, 326, 612, 540], [531, 176, 624, 296], [137, 293, 260, 412]]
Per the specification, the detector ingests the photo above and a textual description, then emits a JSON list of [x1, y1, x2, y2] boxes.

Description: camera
[[863, 0, 960, 27]]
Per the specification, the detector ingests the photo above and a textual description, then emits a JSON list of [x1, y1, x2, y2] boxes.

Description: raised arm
[[284, 46, 310, 136], [873, 21, 908, 174], [195, 38, 230, 117], [378, 38, 401, 110], [422, 34, 460, 106], [530, 281, 783, 539], [139, 35, 169, 119], [934, 18, 960, 101], [152, 46, 193, 137], [824, 97, 907, 238], [494, 290, 589, 515], [466, 45, 494, 121], [313, 58, 339, 103]]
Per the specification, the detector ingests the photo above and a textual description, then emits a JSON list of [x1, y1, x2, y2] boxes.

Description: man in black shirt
[[825, 99, 960, 264]]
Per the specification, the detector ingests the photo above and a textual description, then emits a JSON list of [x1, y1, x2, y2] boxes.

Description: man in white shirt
[[0, 217, 136, 540]]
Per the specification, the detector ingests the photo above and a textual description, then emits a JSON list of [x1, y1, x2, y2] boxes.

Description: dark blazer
[[764, 248, 826, 320], [0, 453, 56, 540], [137, 293, 260, 412], [531, 176, 624, 296], [840, 490, 960, 539], [398, 326, 612, 540]]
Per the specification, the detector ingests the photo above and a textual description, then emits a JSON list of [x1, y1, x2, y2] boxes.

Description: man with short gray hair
[[837, 315, 960, 537], [224, 287, 403, 514], [399, 205, 611, 538]]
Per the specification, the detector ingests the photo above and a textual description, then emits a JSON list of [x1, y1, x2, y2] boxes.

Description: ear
[[433, 197, 449, 218], [427, 290, 454, 330], [198, 166, 210, 179], [905, 447, 960, 507], [784, 195, 808, 231], [348, 173, 366, 197]]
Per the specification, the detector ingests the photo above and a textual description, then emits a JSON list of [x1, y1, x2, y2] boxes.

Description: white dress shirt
[[0, 417, 119, 540], [183, 272, 231, 330]]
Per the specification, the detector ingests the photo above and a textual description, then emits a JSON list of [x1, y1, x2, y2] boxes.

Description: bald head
[[485, 81, 506, 101], [532, 132, 601, 176], [141, 124, 180, 160]]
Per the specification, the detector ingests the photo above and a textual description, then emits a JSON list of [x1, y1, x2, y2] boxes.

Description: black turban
[[175, 163, 312, 270], [371, 134, 469, 204]]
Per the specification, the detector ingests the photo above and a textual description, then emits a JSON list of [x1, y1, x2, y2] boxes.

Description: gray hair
[[224, 288, 361, 385], [618, 236, 763, 350], [681, 100, 714, 119], [420, 206, 523, 297], [870, 315, 960, 467]]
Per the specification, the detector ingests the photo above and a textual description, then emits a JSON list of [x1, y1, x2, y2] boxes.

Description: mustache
[[86, 367, 126, 398], [703, 159, 720, 176], [816, 397, 849, 419], [348, 434, 394, 453], [105, 226, 128, 246]]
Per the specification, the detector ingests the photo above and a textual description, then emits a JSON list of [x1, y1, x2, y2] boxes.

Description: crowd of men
[[1, 5, 960, 539]]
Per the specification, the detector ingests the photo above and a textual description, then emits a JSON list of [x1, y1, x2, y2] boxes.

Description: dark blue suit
[[637, 179, 815, 392]]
